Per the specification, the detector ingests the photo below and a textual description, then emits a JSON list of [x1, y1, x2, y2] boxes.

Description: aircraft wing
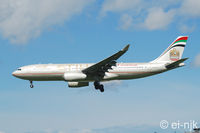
[[82, 44, 130, 76]]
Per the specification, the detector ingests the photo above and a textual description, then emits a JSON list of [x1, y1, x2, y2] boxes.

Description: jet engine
[[64, 72, 87, 81], [68, 82, 89, 88]]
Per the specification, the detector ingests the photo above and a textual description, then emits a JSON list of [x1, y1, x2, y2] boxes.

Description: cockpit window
[[17, 68, 21, 71]]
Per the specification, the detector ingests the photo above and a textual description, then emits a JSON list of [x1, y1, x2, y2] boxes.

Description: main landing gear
[[30, 81, 34, 88], [94, 81, 104, 92]]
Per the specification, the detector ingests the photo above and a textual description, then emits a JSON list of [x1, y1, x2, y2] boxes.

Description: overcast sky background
[[0, 0, 200, 133]]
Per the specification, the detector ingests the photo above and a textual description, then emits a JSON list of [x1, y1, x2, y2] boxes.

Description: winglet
[[122, 44, 130, 52]]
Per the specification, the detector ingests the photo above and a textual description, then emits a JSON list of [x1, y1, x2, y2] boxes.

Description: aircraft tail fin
[[151, 36, 188, 63]]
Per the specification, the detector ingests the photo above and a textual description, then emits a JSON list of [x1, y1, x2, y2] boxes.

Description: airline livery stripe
[[160, 43, 186, 56], [14, 71, 160, 76], [171, 44, 185, 48], [173, 40, 187, 45], [173, 36, 188, 44], [161, 43, 186, 56], [14, 73, 64, 76], [166, 37, 188, 51]]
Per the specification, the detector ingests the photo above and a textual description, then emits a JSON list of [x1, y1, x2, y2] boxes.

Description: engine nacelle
[[68, 82, 89, 88], [64, 72, 87, 81]]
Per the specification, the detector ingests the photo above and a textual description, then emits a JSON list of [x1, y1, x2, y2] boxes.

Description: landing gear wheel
[[30, 81, 34, 88], [30, 84, 34, 88], [93, 81, 104, 92], [99, 85, 104, 92], [94, 81, 100, 90], [95, 85, 99, 90]]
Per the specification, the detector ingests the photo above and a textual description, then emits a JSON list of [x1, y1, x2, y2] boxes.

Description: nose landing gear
[[94, 81, 104, 92], [30, 81, 34, 88]]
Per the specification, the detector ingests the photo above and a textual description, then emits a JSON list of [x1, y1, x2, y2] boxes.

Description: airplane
[[12, 36, 188, 92]]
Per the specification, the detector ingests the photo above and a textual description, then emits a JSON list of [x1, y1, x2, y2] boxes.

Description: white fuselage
[[12, 62, 168, 82]]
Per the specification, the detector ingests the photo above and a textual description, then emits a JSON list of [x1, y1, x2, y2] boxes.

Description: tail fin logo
[[170, 48, 180, 61]]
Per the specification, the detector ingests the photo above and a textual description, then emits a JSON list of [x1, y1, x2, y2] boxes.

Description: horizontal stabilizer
[[166, 58, 188, 69]]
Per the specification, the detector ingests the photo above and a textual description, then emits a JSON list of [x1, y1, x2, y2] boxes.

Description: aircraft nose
[[12, 71, 17, 77]]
